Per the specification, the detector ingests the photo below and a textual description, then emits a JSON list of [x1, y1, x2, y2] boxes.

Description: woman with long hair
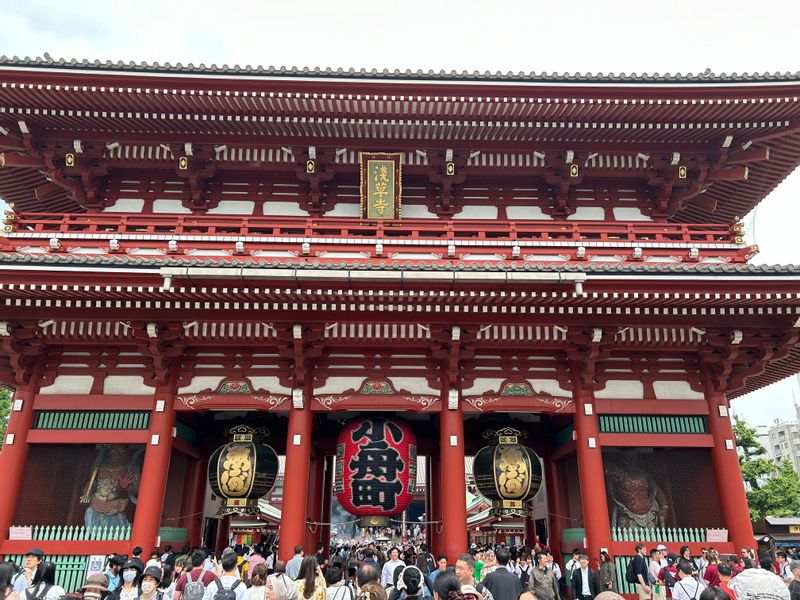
[[0, 563, 21, 600], [158, 564, 175, 600], [296, 556, 326, 600], [598, 551, 617, 592], [25, 563, 64, 600], [245, 564, 269, 600], [432, 572, 461, 600]]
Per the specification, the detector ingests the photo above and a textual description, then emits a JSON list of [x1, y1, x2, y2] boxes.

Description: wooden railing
[[599, 415, 708, 435], [1, 212, 753, 263], [10, 525, 188, 542]]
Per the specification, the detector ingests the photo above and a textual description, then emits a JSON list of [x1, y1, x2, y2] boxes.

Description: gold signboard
[[360, 152, 402, 219], [790, 525, 800, 534]]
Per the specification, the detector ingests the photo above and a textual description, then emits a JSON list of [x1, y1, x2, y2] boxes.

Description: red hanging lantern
[[335, 418, 417, 522]]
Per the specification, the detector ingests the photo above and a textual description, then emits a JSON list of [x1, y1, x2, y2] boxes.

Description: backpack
[[182, 571, 208, 600], [625, 558, 638, 584], [663, 567, 677, 588], [26, 584, 53, 600], [212, 579, 242, 600]]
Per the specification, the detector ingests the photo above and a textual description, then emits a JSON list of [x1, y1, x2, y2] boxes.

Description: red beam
[[26, 430, 149, 444], [1, 540, 131, 557], [598, 433, 714, 447], [595, 399, 709, 415]]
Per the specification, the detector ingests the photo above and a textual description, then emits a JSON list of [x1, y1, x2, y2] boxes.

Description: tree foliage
[[734, 415, 800, 520], [0, 387, 10, 440]]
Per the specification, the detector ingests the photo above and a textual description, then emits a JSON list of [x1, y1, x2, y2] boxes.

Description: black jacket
[[483, 568, 523, 600], [571, 568, 601, 599]]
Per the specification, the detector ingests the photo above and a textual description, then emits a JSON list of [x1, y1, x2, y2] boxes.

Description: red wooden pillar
[[214, 515, 230, 550], [702, 366, 755, 550], [439, 387, 467, 562], [278, 376, 314, 562], [184, 453, 207, 547], [429, 450, 442, 556], [571, 368, 612, 558], [130, 372, 179, 556], [0, 358, 44, 543], [320, 455, 333, 558], [304, 453, 324, 552]]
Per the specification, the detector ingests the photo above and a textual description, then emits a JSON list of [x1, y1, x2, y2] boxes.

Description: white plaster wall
[[248, 377, 292, 395], [653, 381, 705, 400], [387, 377, 439, 395], [207, 200, 255, 215], [612, 207, 652, 221], [567, 207, 606, 220], [103, 375, 155, 394], [314, 376, 367, 394], [178, 376, 225, 394], [529, 378, 572, 396], [327, 203, 360, 217], [594, 380, 644, 399], [465, 378, 508, 395], [506, 205, 552, 220], [152, 199, 192, 213], [262, 201, 310, 216], [453, 206, 498, 219], [39, 375, 94, 395], [401, 205, 437, 219], [102, 198, 145, 213]]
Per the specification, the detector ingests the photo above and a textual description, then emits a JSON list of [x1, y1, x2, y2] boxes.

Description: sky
[[1, 0, 800, 426]]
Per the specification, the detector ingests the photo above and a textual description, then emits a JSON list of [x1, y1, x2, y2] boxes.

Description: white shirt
[[580, 568, 590, 596], [672, 577, 702, 600], [380, 559, 406, 587], [548, 563, 562, 580], [565, 559, 579, 575], [245, 585, 268, 600], [204, 575, 247, 600], [729, 568, 790, 599], [25, 583, 65, 600]]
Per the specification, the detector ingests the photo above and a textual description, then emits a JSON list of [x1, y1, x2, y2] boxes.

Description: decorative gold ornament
[[65, 153, 75, 167]]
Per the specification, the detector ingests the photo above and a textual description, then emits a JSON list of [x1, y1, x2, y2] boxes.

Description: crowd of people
[[1, 541, 799, 600]]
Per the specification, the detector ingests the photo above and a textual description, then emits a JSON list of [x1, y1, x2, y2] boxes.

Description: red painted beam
[[0, 540, 132, 557], [595, 399, 709, 415], [26, 430, 149, 444], [598, 433, 714, 448]]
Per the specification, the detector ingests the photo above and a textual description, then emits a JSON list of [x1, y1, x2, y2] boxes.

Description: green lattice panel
[[33, 411, 150, 430], [599, 415, 707, 434]]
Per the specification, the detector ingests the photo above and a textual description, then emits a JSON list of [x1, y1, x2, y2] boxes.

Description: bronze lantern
[[208, 425, 279, 515], [473, 427, 543, 517]]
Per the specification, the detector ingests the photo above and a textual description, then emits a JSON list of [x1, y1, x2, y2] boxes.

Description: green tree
[[0, 387, 10, 439], [734, 415, 800, 519]]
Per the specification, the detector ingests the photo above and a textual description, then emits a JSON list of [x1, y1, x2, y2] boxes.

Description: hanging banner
[[360, 152, 402, 219]]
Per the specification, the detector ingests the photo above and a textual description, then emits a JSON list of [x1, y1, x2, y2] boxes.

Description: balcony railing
[[611, 526, 718, 543], [1, 212, 753, 264], [9, 525, 188, 542]]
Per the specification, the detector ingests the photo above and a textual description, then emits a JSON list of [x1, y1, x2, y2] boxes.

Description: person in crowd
[[21, 550, 44, 591], [454, 555, 493, 600], [266, 550, 276, 576], [716, 564, 736, 600], [147, 553, 161, 570], [482, 553, 498, 578], [362, 553, 380, 575], [161, 547, 176, 569], [472, 552, 484, 584], [519, 556, 532, 589], [697, 590, 729, 600], [109, 560, 142, 600], [671, 561, 701, 600], [630, 545, 650, 600], [703, 550, 720, 588], [724, 556, 741, 578], [544, 554, 560, 592], [356, 566, 380, 593], [267, 573, 299, 600], [729, 558, 789, 600], [287, 549, 305, 582], [677, 548, 695, 577], [789, 560, 800, 600], [570, 554, 599, 600], [380, 550, 405, 589], [245, 565, 269, 600], [527, 553, 559, 600], [649, 549, 665, 600], [206, 553, 245, 600], [325, 566, 354, 600], [23, 562, 65, 600], [657, 553, 678, 598], [778, 552, 794, 584], [248, 548, 267, 584], [104, 556, 125, 594], [598, 552, 616, 593], [174, 550, 219, 600], [386, 566, 404, 600], [482, 548, 522, 600], [656, 547, 669, 569], [0, 562, 22, 600], [431, 559, 448, 583], [565, 550, 581, 586], [431, 572, 460, 600], [140, 566, 163, 600], [159, 564, 176, 600], [77, 574, 111, 600], [396, 567, 424, 600], [416, 546, 435, 577], [295, 557, 326, 600]]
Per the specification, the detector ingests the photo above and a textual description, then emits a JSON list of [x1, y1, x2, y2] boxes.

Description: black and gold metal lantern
[[473, 428, 543, 517], [208, 425, 279, 516]]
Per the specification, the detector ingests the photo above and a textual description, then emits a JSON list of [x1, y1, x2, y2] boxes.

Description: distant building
[[766, 404, 800, 472]]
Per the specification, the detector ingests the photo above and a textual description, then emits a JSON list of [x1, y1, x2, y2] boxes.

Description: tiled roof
[[2, 54, 800, 84], [1, 252, 800, 274]]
